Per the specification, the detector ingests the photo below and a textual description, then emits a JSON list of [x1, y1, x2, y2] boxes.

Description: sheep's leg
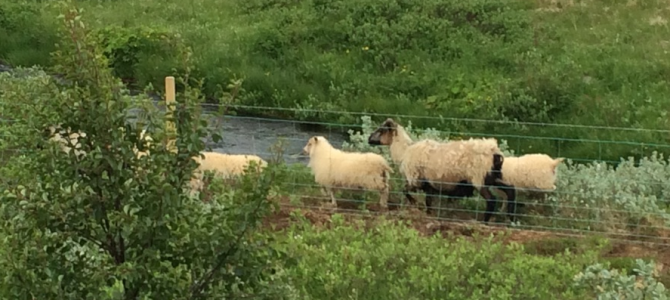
[[379, 187, 389, 210], [403, 182, 418, 207], [496, 183, 517, 223], [421, 181, 439, 216], [479, 187, 498, 224], [325, 187, 337, 206], [425, 194, 436, 215]]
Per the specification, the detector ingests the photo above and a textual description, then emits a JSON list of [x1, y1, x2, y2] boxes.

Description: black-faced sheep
[[302, 136, 393, 209], [368, 118, 516, 223]]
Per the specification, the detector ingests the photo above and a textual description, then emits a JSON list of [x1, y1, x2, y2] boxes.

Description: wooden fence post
[[165, 76, 177, 153]]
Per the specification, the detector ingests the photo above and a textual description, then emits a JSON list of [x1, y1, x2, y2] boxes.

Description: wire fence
[[3, 93, 670, 247], [156, 101, 670, 247]]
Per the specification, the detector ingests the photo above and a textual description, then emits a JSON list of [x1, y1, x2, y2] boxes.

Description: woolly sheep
[[189, 151, 268, 192], [498, 153, 565, 192], [367, 118, 477, 208], [44, 125, 153, 159], [302, 135, 393, 209], [45, 125, 87, 157], [368, 118, 516, 223]]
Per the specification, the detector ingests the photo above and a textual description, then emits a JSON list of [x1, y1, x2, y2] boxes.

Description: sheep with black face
[[368, 118, 516, 223]]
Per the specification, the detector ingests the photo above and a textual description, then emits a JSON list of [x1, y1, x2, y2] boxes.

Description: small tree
[[0, 1, 289, 299]]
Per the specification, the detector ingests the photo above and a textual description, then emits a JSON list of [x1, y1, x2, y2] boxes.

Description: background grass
[[2, 0, 670, 161]]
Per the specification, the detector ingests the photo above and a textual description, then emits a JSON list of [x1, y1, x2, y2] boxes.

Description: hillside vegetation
[[1, 1, 670, 299], [1, 0, 670, 162]]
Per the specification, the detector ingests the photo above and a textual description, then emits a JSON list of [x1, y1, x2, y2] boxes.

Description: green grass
[[1, 0, 670, 162]]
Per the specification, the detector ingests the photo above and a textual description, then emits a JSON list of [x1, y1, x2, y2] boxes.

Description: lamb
[[497, 154, 564, 193], [302, 135, 393, 209], [368, 118, 515, 223], [189, 151, 268, 192]]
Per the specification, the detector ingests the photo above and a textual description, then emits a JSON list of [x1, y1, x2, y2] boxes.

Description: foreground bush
[[0, 2, 290, 299], [274, 213, 606, 299]]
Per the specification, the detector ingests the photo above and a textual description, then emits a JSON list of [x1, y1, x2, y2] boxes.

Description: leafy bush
[[574, 259, 669, 300], [92, 25, 188, 91], [274, 213, 603, 299], [0, 0, 58, 66], [0, 2, 292, 299]]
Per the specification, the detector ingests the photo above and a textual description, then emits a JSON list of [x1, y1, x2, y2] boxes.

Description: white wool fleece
[[499, 154, 564, 192], [400, 137, 502, 191], [303, 136, 393, 206], [190, 151, 268, 192], [47, 125, 87, 157], [193, 152, 267, 178]]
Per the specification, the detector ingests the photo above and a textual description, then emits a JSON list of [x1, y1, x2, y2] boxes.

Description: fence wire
[[3, 97, 670, 247]]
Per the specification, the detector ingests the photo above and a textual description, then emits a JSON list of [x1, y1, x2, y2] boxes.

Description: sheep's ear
[[312, 136, 318, 143], [553, 157, 565, 169], [383, 118, 396, 129]]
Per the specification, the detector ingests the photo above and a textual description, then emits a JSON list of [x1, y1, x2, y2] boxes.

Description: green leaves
[[0, 1, 289, 299], [274, 217, 602, 299]]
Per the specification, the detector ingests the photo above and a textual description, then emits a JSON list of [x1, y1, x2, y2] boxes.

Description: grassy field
[[2, 0, 670, 162], [2, 0, 670, 298]]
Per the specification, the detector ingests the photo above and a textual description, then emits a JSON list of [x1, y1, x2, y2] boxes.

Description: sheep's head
[[302, 136, 325, 156], [368, 118, 397, 146]]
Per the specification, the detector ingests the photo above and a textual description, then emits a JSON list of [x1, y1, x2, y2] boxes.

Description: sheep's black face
[[368, 119, 396, 146], [368, 129, 384, 146]]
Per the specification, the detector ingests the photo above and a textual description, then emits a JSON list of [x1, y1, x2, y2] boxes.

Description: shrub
[[574, 259, 669, 300], [92, 25, 188, 92], [0, 2, 291, 299], [274, 213, 601, 299], [0, 0, 58, 66]]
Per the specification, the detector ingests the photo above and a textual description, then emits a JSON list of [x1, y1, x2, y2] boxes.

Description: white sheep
[[189, 151, 268, 192], [497, 153, 564, 192], [302, 135, 393, 209], [45, 125, 87, 157], [45, 125, 153, 159], [368, 118, 515, 223]]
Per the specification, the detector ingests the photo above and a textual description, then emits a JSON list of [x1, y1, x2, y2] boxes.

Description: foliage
[[574, 259, 669, 300], [272, 213, 606, 300], [0, 0, 58, 66], [91, 25, 188, 91], [2, 0, 670, 161], [0, 1, 290, 299]]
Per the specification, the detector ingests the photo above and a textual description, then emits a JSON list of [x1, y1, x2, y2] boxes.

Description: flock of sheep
[[304, 118, 564, 223], [43, 117, 565, 224]]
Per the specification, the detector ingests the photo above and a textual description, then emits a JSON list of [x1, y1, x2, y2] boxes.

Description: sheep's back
[[501, 154, 558, 191], [195, 152, 266, 176], [401, 139, 499, 189], [309, 149, 390, 189]]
